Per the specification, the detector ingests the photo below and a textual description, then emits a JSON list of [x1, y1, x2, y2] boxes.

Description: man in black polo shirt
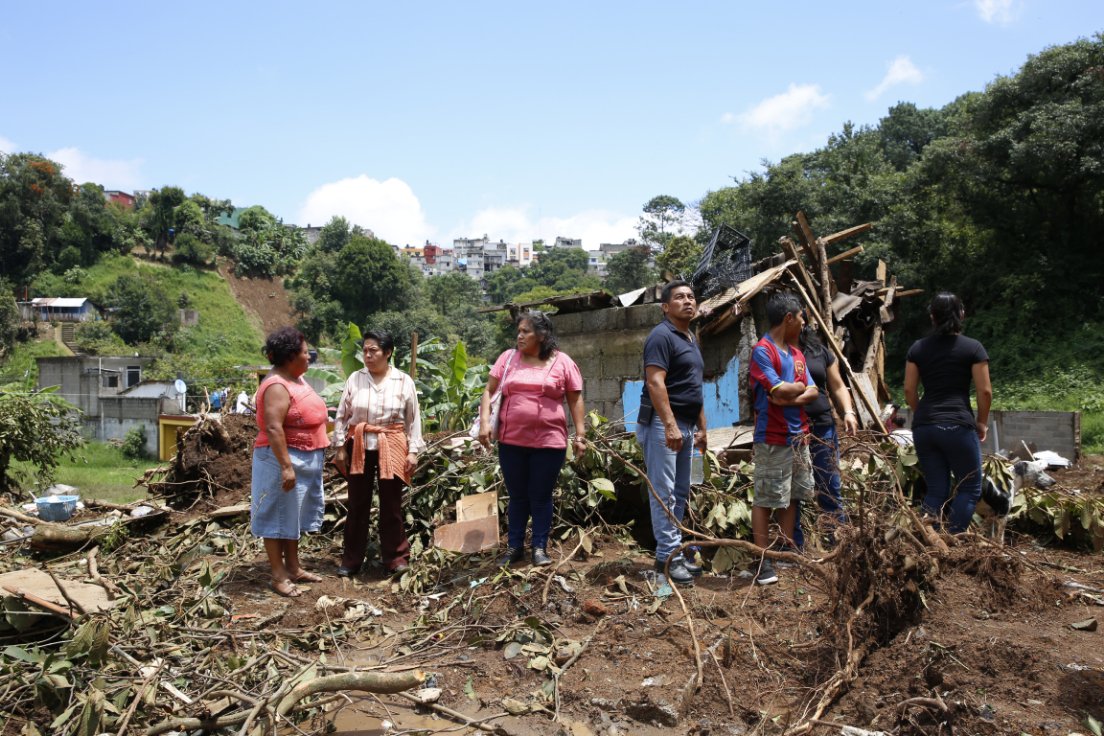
[[636, 280, 707, 586]]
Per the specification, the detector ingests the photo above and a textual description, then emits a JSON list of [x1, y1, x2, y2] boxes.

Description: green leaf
[[3, 646, 42, 664], [589, 478, 616, 499], [463, 675, 476, 700]]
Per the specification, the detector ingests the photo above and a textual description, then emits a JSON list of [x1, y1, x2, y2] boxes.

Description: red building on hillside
[[104, 190, 136, 209]]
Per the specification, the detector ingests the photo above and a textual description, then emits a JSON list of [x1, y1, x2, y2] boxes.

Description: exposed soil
[[1050, 454, 1104, 495], [216, 258, 297, 337], [140, 423, 1104, 735]]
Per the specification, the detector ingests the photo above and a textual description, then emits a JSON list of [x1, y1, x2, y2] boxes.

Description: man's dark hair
[[263, 326, 306, 367], [929, 292, 964, 336], [519, 310, 558, 360], [362, 329, 395, 357], [766, 292, 803, 327], [660, 279, 693, 304]]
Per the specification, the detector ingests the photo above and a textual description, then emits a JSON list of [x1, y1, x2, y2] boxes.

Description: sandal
[[290, 570, 323, 583], [270, 579, 302, 598]]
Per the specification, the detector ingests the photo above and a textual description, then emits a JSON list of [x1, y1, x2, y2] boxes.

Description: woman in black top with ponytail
[[904, 292, 992, 533]]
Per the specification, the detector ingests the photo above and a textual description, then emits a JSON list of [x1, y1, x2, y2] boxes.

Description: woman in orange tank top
[[251, 327, 330, 597]]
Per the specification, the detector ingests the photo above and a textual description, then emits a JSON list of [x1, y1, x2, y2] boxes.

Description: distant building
[[553, 236, 582, 249], [36, 355, 164, 456], [104, 190, 136, 209], [19, 297, 96, 322]]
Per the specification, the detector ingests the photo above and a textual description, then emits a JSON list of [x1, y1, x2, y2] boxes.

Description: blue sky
[[1, 2, 1100, 248]]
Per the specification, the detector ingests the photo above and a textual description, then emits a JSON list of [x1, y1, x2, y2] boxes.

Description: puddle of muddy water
[[323, 697, 479, 735]]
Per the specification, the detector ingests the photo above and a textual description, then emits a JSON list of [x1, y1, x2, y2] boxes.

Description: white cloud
[[0, 135, 15, 154], [46, 147, 144, 189], [297, 175, 435, 246], [448, 206, 638, 249], [974, 0, 1021, 24], [724, 84, 830, 137], [865, 55, 925, 101]]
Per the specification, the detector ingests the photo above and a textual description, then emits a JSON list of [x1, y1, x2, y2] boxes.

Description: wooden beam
[[792, 211, 820, 267], [814, 237, 834, 324], [882, 287, 923, 299], [786, 275, 888, 434], [826, 244, 864, 265], [779, 236, 822, 315], [822, 223, 872, 246], [875, 259, 887, 285]]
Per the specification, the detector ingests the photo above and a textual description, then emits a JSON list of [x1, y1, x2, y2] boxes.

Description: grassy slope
[[2, 254, 265, 500], [76, 254, 264, 376]]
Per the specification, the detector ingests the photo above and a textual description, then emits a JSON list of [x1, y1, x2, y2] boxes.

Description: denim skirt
[[250, 445, 325, 540]]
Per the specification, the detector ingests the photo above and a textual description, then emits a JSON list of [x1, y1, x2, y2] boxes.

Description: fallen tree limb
[[274, 670, 425, 718], [0, 505, 43, 525], [1, 586, 75, 619]]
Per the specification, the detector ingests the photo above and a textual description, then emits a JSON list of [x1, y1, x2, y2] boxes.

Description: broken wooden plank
[[814, 237, 834, 324], [826, 244, 864, 265], [878, 287, 923, 299], [779, 236, 823, 315], [786, 274, 888, 433], [792, 211, 821, 268], [822, 222, 872, 246]]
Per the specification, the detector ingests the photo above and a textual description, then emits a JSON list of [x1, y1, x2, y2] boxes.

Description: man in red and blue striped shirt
[[747, 292, 818, 584]]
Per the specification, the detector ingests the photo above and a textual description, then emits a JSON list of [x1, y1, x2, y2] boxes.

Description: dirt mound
[[217, 258, 297, 336], [151, 413, 258, 510]]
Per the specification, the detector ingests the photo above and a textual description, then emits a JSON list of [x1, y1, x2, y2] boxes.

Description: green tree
[[486, 264, 536, 304], [639, 194, 686, 249], [878, 102, 947, 171], [0, 388, 83, 493], [174, 199, 206, 239], [108, 274, 177, 344], [656, 235, 702, 280], [424, 271, 483, 314], [0, 153, 74, 283], [316, 216, 354, 253], [143, 186, 186, 258], [189, 193, 234, 224], [0, 281, 19, 360], [603, 245, 656, 294], [237, 205, 277, 233], [332, 235, 413, 319], [528, 248, 599, 292], [172, 232, 215, 266]]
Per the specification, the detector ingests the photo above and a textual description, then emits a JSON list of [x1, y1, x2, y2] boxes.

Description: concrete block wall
[[97, 396, 163, 456], [983, 410, 1080, 460], [553, 304, 662, 423], [897, 408, 1080, 460], [552, 305, 757, 428]]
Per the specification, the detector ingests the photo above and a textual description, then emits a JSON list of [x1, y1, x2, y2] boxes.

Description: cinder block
[[587, 378, 622, 402], [624, 304, 664, 329], [599, 353, 643, 379], [552, 312, 584, 335]]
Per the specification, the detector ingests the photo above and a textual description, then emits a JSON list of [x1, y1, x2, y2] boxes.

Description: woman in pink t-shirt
[[478, 311, 586, 567]]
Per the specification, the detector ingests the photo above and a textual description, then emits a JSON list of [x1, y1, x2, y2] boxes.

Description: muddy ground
[[137, 414, 1104, 735]]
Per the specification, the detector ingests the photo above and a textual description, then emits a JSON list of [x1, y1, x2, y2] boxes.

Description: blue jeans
[[498, 443, 566, 550], [636, 413, 694, 563], [913, 423, 981, 533], [794, 423, 847, 548]]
